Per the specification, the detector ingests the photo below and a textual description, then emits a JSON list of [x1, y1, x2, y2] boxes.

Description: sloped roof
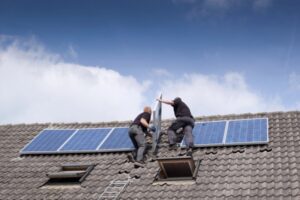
[[1, 111, 300, 199]]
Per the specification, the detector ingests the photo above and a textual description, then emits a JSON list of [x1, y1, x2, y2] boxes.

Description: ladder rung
[[101, 195, 117, 197], [114, 181, 128, 184], [109, 185, 125, 188], [103, 192, 119, 194], [105, 189, 122, 192], [111, 183, 127, 186]]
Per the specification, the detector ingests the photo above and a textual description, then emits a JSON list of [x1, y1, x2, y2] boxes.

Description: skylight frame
[[154, 156, 201, 182]]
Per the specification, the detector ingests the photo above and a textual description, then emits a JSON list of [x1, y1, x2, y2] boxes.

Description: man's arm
[[140, 118, 156, 132], [156, 98, 174, 106], [140, 118, 150, 128]]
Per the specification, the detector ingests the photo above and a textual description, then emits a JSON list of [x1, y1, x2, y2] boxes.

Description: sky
[[0, 0, 300, 124]]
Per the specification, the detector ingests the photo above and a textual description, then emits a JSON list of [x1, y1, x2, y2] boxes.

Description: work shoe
[[168, 144, 178, 150], [134, 161, 145, 168], [186, 148, 193, 157], [127, 154, 135, 163], [177, 149, 187, 156]]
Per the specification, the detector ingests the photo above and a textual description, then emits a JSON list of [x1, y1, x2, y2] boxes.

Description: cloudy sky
[[0, 0, 300, 124]]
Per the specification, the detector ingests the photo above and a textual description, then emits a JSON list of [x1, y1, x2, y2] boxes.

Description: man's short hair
[[144, 106, 152, 113], [174, 97, 182, 103]]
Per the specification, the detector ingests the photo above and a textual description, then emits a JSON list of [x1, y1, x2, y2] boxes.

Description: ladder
[[98, 180, 130, 200]]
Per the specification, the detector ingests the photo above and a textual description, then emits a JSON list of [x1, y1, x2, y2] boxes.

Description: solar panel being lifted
[[181, 118, 268, 148]]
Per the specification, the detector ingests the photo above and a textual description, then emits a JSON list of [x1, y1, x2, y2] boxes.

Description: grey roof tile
[[1, 111, 300, 199]]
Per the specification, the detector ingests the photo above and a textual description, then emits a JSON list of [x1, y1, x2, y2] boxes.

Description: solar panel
[[152, 93, 162, 152], [21, 129, 76, 153], [98, 127, 134, 151], [60, 128, 112, 151], [182, 121, 226, 147], [225, 118, 268, 145], [181, 118, 268, 148]]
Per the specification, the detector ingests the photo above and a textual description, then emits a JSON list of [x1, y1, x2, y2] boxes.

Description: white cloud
[[0, 38, 149, 124], [173, 0, 273, 19], [67, 44, 78, 59], [159, 72, 285, 119], [0, 36, 288, 124], [152, 68, 172, 77]]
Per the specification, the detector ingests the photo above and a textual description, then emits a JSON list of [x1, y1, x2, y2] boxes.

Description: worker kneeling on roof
[[128, 106, 156, 165], [157, 97, 195, 155]]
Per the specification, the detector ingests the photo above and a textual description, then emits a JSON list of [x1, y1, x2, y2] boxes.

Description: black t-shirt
[[173, 98, 193, 118], [131, 112, 151, 132]]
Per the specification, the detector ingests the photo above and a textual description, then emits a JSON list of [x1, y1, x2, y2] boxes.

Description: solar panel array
[[21, 117, 268, 154], [21, 127, 134, 155], [181, 118, 268, 147]]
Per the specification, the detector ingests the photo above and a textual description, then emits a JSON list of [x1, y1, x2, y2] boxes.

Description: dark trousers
[[128, 125, 146, 162], [167, 116, 195, 148]]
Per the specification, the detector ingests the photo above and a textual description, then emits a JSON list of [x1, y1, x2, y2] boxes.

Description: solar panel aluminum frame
[[20, 127, 135, 155], [180, 117, 269, 148], [223, 117, 269, 146], [19, 128, 77, 155], [152, 93, 162, 152]]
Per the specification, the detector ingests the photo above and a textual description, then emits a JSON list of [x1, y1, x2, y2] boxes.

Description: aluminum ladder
[[98, 180, 129, 200]]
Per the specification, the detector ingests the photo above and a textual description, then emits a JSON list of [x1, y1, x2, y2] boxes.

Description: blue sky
[[0, 0, 300, 123]]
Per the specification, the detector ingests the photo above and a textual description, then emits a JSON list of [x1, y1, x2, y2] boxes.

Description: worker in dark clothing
[[157, 97, 195, 155], [128, 106, 156, 166]]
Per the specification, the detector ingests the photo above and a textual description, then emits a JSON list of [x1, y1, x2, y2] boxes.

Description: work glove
[[148, 125, 156, 132]]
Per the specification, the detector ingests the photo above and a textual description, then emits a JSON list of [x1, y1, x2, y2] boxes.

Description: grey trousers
[[128, 125, 146, 162], [167, 116, 195, 148]]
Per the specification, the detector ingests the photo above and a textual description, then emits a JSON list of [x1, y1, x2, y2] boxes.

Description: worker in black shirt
[[128, 106, 156, 165], [157, 97, 195, 154]]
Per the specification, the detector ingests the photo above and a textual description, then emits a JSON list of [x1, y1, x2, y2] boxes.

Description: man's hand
[[148, 125, 156, 132], [156, 98, 174, 106]]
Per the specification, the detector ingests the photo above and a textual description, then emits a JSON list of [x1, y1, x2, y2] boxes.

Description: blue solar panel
[[60, 128, 112, 151], [152, 94, 162, 152], [182, 121, 226, 147], [98, 127, 134, 151], [21, 129, 76, 153], [225, 118, 268, 144]]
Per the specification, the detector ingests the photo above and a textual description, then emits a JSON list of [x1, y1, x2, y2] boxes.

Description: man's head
[[144, 106, 152, 114], [173, 97, 182, 104]]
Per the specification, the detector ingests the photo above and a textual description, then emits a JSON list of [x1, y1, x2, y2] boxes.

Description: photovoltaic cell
[[99, 128, 134, 151], [189, 121, 226, 146], [60, 128, 112, 151], [226, 118, 268, 144], [22, 129, 75, 152]]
